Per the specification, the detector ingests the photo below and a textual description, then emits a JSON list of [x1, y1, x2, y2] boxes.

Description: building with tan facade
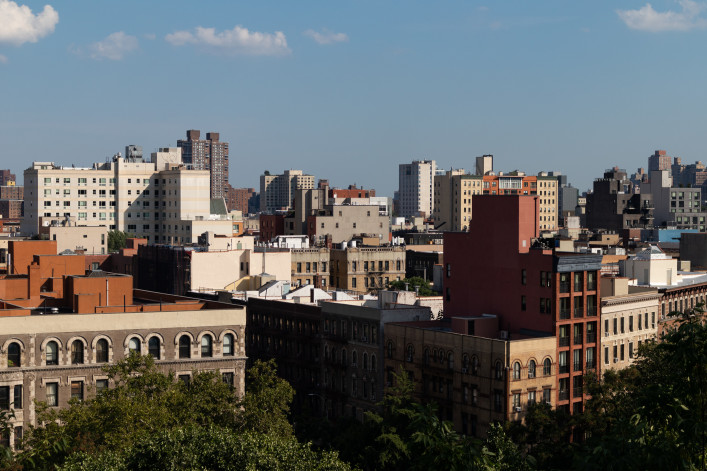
[[291, 247, 330, 289], [384, 317, 557, 437], [0, 240, 246, 447], [330, 245, 406, 293], [22, 149, 234, 244], [260, 170, 316, 212], [600, 277, 660, 372]]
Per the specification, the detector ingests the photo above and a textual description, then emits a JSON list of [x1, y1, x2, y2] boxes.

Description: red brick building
[[259, 214, 285, 243], [227, 187, 257, 214], [443, 196, 601, 415]]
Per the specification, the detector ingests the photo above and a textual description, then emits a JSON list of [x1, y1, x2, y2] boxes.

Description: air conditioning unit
[[514, 406, 522, 412], [361, 336, 368, 343], [461, 367, 468, 374], [499, 330, 509, 340], [545, 401, 552, 406], [605, 332, 609, 337], [613, 358, 619, 363], [407, 355, 413, 362]]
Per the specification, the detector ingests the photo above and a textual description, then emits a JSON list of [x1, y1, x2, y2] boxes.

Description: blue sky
[[2, 0, 707, 194]]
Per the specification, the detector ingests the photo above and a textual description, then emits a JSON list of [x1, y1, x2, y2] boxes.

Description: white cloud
[[0, 54, 7, 63], [617, 0, 707, 32], [165, 25, 289, 56], [0, 0, 58, 46], [86, 31, 138, 60], [303, 28, 349, 45], [143, 33, 156, 40]]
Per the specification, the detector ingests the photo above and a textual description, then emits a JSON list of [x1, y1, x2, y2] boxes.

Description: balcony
[[573, 307, 583, 318], [573, 362, 583, 372], [559, 365, 570, 374], [560, 282, 570, 293], [587, 306, 597, 316], [586, 333, 596, 343], [559, 337, 570, 347], [586, 360, 596, 370], [559, 390, 569, 401], [559, 308, 570, 320], [573, 388, 584, 398], [574, 336, 583, 345]]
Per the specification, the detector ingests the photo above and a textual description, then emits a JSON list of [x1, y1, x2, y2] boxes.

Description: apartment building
[[177, 130, 230, 201], [385, 319, 556, 437], [641, 170, 706, 231], [22, 150, 233, 244], [260, 170, 316, 212], [398, 160, 436, 218], [600, 277, 660, 372], [0, 241, 246, 444], [291, 247, 330, 289], [444, 196, 602, 416], [329, 245, 406, 293], [586, 168, 654, 232], [433, 172, 559, 232], [306, 205, 390, 247]]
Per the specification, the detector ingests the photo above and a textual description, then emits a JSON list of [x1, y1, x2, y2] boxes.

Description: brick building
[[444, 195, 602, 415]]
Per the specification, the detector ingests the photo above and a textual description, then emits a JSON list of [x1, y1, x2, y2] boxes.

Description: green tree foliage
[[388, 277, 436, 296], [106, 230, 133, 253], [14, 355, 349, 470]]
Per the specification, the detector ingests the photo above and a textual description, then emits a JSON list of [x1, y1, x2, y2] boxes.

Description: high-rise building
[[259, 170, 315, 212], [398, 160, 436, 218], [227, 187, 258, 215], [0, 170, 16, 186], [177, 130, 229, 201], [648, 150, 671, 174]]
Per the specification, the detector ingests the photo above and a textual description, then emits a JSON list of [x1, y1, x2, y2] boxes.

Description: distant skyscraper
[[648, 150, 671, 173], [177, 130, 229, 201], [0, 170, 16, 186], [259, 170, 315, 212], [398, 160, 436, 218]]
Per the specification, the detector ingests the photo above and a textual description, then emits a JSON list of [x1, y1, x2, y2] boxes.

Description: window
[[472, 356, 479, 375], [71, 340, 84, 364], [46, 383, 58, 407], [7, 342, 20, 367], [46, 341, 58, 365], [521, 269, 527, 285], [528, 360, 536, 378], [543, 358, 552, 376], [128, 338, 141, 354], [528, 390, 536, 405], [148, 337, 160, 359], [543, 388, 551, 404], [222, 372, 235, 390], [574, 272, 583, 291], [406, 345, 414, 362], [223, 333, 234, 356], [495, 361, 503, 379], [179, 335, 191, 358], [513, 361, 521, 380], [521, 295, 526, 311], [201, 335, 213, 357], [96, 379, 109, 393], [71, 381, 84, 401], [96, 339, 109, 363]]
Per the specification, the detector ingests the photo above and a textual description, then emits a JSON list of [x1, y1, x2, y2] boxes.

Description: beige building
[[433, 171, 482, 232], [189, 247, 291, 292], [308, 205, 389, 247], [384, 319, 557, 437], [41, 223, 108, 255], [330, 245, 406, 293], [398, 160, 436, 218], [291, 248, 330, 289], [23, 150, 233, 244], [259, 170, 315, 212], [600, 277, 660, 372]]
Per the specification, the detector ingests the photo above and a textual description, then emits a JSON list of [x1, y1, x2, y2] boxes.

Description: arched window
[[71, 340, 84, 364], [96, 339, 109, 363], [528, 360, 536, 378], [201, 335, 213, 357], [543, 358, 552, 376], [513, 361, 521, 380], [7, 342, 20, 367], [148, 337, 160, 359], [352, 350, 358, 367], [472, 355, 480, 375], [223, 333, 234, 356], [495, 360, 503, 380], [362, 352, 368, 370], [424, 348, 430, 365], [46, 341, 59, 366], [462, 354, 470, 372], [406, 345, 414, 362], [371, 354, 377, 371], [128, 338, 141, 354], [386, 341, 394, 359], [342, 348, 347, 366], [179, 335, 191, 359], [447, 351, 454, 370]]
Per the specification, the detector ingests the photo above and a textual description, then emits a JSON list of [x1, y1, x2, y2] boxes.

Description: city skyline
[[3, 0, 707, 195]]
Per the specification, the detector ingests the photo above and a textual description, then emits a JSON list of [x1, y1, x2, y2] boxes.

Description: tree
[[388, 277, 436, 296], [575, 306, 707, 470], [15, 355, 346, 470], [107, 230, 133, 253]]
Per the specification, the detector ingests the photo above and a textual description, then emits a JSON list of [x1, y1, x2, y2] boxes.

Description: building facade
[[398, 160, 436, 218], [260, 170, 316, 212], [329, 245, 406, 293], [177, 130, 230, 202]]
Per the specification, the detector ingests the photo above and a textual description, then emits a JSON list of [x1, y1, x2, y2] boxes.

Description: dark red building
[[259, 214, 285, 243], [443, 195, 601, 415]]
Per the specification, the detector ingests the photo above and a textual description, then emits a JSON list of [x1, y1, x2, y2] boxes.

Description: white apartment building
[[22, 149, 233, 245], [398, 160, 436, 218], [260, 170, 316, 212]]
